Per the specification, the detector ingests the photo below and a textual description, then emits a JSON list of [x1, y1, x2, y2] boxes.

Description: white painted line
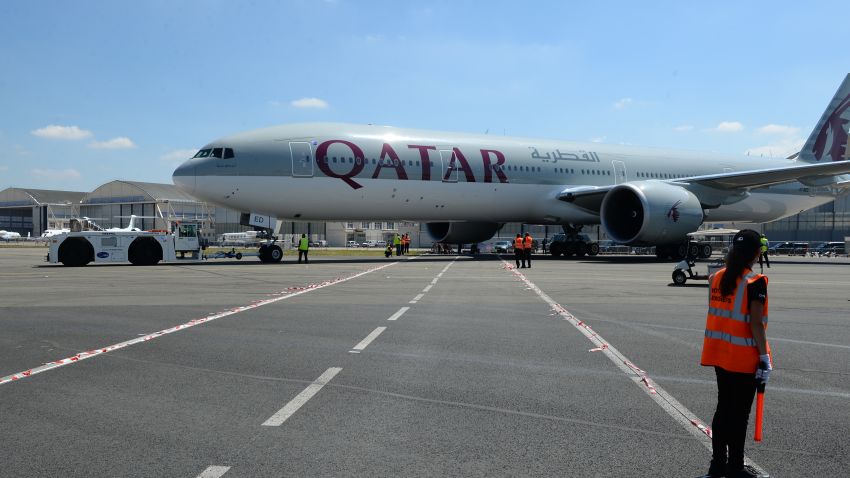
[[196, 465, 230, 478], [436, 273, 443, 278], [430, 278, 439, 285], [262, 367, 342, 427], [409, 294, 424, 304], [387, 307, 411, 321], [501, 261, 768, 476], [0, 262, 397, 387], [351, 326, 387, 352], [422, 285, 433, 292]]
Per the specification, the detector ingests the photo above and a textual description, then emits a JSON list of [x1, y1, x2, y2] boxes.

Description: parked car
[[362, 240, 377, 248], [812, 241, 845, 256], [549, 233, 599, 257], [769, 241, 809, 255], [346, 240, 358, 247], [375, 240, 387, 247], [493, 240, 513, 253]]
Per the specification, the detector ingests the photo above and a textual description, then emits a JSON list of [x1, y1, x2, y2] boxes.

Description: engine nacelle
[[425, 221, 501, 244], [600, 182, 704, 245]]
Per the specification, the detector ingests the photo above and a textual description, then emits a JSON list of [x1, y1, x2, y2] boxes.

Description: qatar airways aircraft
[[173, 75, 850, 257]]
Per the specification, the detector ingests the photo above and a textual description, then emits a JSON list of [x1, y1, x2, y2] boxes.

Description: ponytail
[[720, 228, 762, 296]]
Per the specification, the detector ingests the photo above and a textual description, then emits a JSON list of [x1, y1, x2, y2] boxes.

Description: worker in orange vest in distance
[[698, 229, 771, 478], [513, 233, 525, 268], [523, 232, 534, 269]]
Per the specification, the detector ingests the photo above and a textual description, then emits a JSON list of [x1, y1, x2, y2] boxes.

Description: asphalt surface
[[1, 248, 848, 477]]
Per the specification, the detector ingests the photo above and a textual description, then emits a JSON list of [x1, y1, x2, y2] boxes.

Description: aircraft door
[[439, 149, 458, 183], [612, 160, 627, 184], [289, 142, 314, 177]]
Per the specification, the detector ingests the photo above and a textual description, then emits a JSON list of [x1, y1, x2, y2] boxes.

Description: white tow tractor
[[46, 217, 284, 266], [672, 259, 724, 285]]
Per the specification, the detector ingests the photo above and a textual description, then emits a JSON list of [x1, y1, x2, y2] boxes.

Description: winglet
[[798, 74, 850, 163]]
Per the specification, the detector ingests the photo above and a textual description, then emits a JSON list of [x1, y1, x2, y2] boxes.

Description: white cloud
[[31, 168, 82, 181], [757, 124, 800, 136], [31, 125, 93, 140], [613, 98, 633, 109], [160, 149, 197, 164], [590, 136, 606, 143], [745, 137, 805, 158], [713, 121, 744, 133], [673, 125, 694, 132], [291, 97, 329, 109], [88, 137, 136, 149]]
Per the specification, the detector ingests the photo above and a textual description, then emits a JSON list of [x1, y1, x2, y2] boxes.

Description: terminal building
[[0, 188, 85, 236]]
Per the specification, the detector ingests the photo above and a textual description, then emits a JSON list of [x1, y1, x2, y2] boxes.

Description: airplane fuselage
[[173, 123, 835, 228]]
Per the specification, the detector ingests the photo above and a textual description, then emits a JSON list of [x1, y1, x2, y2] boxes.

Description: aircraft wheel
[[701, 244, 713, 258], [577, 243, 588, 256], [672, 270, 687, 285], [588, 243, 600, 256], [675, 243, 688, 260], [235, 252, 243, 260], [267, 245, 283, 263], [688, 243, 700, 259]]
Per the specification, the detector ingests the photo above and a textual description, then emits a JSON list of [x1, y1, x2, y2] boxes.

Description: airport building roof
[[81, 180, 200, 204], [0, 187, 86, 208]]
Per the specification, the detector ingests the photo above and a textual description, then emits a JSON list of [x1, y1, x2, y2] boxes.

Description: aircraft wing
[[557, 159, 850, 213]]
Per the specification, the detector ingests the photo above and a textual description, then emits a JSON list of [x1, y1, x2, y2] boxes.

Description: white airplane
[[173, 74, 850, 258], [105, 215, 144, 232], [0, 230, 23, 240], [41, 228, 70, 238]]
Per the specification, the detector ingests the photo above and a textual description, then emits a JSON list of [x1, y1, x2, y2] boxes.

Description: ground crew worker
[[394, 233, 402, 256], [297, 233, 309, 264], [523, 232, 534, 268], [758, 234, 770, 271], [698, 229, 771, 478], [403, 233, 410, 254], [513, 233, 525, 268]]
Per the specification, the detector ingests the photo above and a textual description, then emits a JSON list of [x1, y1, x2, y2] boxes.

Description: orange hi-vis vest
[[701, 267, 770, 374], [523, 236, 533, 249], [514, 237, 524, 249]]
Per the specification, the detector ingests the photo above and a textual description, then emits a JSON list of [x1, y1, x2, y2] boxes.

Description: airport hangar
[[3, 180, 850, 244]]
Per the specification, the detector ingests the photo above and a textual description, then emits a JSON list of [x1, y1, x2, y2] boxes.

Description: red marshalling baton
[[754, 382, 765, 442]]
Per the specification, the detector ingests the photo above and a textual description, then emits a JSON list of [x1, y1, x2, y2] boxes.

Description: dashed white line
[[196, 465, 230, 478], [502, 261, 768, 475], [430, 278, 439, 285], [350, 326, 387, 352], [387, 306, 410, 321], [422, 285, 433, 292], [262, 367, 342, 427]]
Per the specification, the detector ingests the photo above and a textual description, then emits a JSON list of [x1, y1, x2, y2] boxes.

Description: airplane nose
[[172, 160, 196, 195]]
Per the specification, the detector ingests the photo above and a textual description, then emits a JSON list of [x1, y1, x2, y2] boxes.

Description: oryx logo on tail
[[811, 91, 850, 162]]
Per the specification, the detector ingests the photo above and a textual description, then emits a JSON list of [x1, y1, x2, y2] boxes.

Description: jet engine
[[425, 221, 501, 244], [600, 181, 704, 245]]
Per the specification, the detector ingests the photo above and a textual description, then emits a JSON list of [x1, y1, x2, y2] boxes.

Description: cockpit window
[[224, 147, 234, 159], [211, 147, 223, 158], [193, 149, 211, 158]]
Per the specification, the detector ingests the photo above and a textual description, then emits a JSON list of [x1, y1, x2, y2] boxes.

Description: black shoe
[[727, 465, 769, 478], [696, 459, 726, 478]]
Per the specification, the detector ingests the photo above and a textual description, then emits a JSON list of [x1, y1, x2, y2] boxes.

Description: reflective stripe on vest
[[700, 267, 770, 373]]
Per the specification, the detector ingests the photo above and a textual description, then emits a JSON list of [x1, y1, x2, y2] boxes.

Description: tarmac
[[1, 248, 848, 477]]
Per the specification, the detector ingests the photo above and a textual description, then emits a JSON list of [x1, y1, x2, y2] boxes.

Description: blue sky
[[1, 1, 847, 191]]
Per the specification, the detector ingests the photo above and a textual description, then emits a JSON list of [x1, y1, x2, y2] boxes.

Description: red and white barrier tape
[[500, 261, 763, 466], [0, 262, 398, 387]]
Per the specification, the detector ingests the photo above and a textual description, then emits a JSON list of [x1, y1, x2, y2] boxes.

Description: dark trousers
[[759, 252, 770, 269], [525, 248, 532, 267], [711, 366, 757, 471], [396, 244, 402, 256], [515, 249, 525, 268], [298, 250, 308, 263]]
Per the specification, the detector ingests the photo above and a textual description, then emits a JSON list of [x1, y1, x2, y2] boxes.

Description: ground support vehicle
[[672, 259, 724, 285], [47, 223, 283, 266], [548, 233, 599, 257]]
